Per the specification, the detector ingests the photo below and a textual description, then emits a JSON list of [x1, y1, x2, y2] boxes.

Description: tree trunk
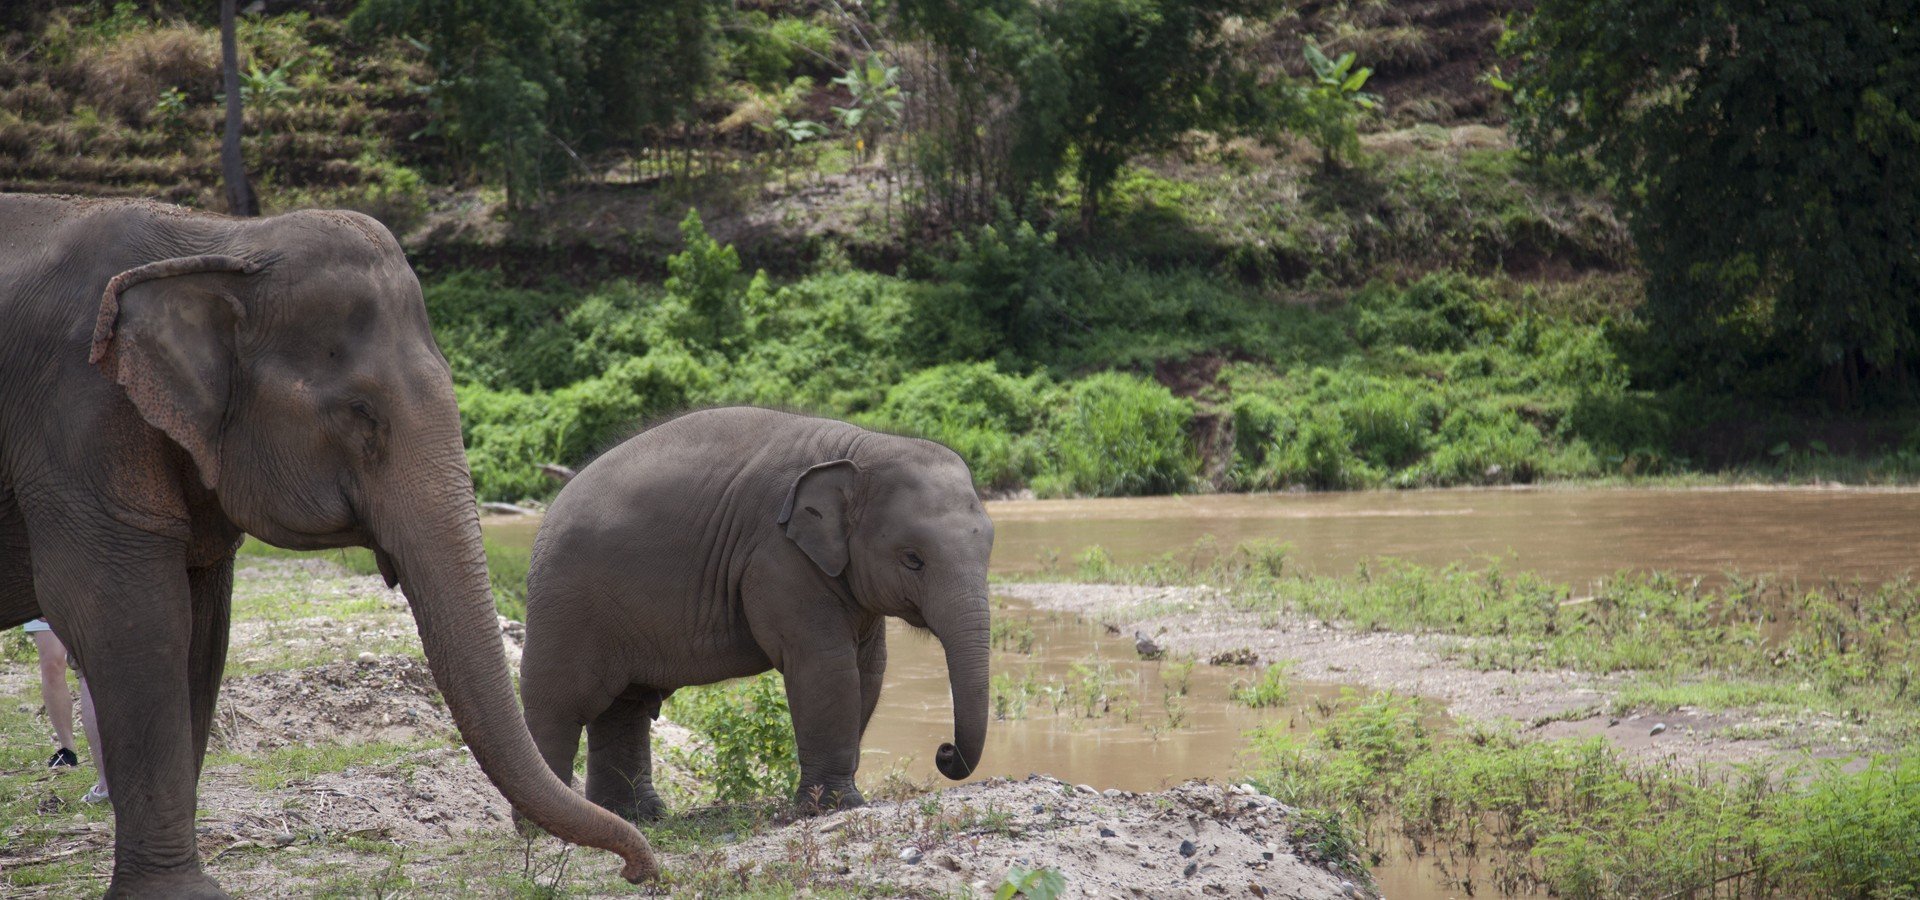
[[220, 0, 258, 217]]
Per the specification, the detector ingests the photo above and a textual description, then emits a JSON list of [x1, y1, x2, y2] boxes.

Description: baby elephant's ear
[[779, 460, 860, 577]]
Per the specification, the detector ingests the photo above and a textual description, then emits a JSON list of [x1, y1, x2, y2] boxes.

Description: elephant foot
[[597, 794, 667, 824], [586, 780, 666, 823], [795, 783, 865, 814], [105, 869, 230, 900]]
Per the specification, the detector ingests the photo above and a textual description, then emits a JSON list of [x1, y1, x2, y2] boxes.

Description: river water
[[483, 486, 1920, 898]]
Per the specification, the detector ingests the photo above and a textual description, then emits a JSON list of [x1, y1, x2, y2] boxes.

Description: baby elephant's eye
[[903, 551, 925, 571]]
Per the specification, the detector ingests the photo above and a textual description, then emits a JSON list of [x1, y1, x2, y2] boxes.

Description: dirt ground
[[994, 582, 1868, 769], [0, 560, 1366, 899]]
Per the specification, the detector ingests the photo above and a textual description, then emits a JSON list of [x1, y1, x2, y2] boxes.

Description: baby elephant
[[521, 407, 994, 818]]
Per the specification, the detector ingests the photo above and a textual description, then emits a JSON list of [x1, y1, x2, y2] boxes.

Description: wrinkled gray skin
[[0, 195, 654, 897], [522, 407, 994, 818]]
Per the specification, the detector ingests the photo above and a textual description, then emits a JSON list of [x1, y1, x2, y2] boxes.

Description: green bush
[[457, 348, 716, 501], [1037, 372, 1195, 497], [661, 672, 798, 805], [1353, 273, 1507, 352], [912, 217, 1073, 367], [865, 363, 1051, 490], [1227, 371, 1440, 490], [720, 270, 917, 412], [1417, 403, 1547, 485]]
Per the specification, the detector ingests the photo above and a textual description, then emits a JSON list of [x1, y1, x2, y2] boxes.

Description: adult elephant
[[520, 407, 993, 820], [0, 195, 655, 897]]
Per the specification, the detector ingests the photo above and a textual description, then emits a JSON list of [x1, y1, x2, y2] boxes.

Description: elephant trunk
[[372, 445, 657, 882], [926, 591, 990, 781]]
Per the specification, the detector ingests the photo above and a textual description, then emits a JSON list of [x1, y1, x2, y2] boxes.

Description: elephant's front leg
[[856, 621, 886, 739], [29, 524, 223, 898], [585, 686, 667, 822], [781, 643, 866, 811], [186, 558, 234, 775]]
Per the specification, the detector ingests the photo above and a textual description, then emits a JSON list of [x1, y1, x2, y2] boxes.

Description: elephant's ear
[[779, 459, 860, 578], [90, 255, 261, 490]]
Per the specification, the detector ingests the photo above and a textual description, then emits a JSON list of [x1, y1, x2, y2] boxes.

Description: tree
[[578, 0, 713, 152], [220, 0, 258, 217], [894, 0, 1282, 226], [1509, 0, 1920, 403], [349, 0, 585, 207]]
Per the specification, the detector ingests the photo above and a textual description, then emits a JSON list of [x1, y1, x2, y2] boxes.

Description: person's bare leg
[[80, 674, 108, 799], [32, 630, 75, 756]]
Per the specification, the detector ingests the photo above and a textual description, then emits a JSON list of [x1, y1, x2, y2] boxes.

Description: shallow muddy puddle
[[859, 596, 1534, 900], [481, 486, 1920, 897]]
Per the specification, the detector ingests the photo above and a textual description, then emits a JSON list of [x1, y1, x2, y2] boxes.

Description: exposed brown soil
[[996, 581, 1865, 769], [213, 655, 454, 754]]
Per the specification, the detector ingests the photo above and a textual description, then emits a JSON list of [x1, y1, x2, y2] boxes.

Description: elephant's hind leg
[[585, 686, 667, 823]]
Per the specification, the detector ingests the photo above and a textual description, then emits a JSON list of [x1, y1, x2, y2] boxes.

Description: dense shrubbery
[[437, 207, 1901, 503], [862, 363, 1051, 491], [444, 211, 1250, 500], [1223, 273, 1649, 489], [1035, 373, 1196, 497]]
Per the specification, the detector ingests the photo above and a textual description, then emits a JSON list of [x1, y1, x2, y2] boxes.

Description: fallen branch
[[0, 843, 102, 871]]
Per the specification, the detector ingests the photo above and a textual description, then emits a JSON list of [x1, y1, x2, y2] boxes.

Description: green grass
[[0, 680, 114, 893], [237, 535, 535, 622], [1246, 693, 1920, 898], [207, 739, 449, 791]]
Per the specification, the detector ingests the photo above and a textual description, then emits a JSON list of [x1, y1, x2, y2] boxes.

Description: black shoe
[[47, 747, 78, 769]]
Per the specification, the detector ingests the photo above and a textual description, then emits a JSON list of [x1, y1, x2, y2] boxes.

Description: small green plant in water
[[1067, 657, 1131, 719], [992, 617, 1037, 654], [1230, 663, 1294, 708]]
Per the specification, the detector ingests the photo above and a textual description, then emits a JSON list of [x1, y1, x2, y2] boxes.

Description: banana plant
[[1294, 42, 1383, 169], [831, 53, 903, 162], [1304, 43, 1381, 110]]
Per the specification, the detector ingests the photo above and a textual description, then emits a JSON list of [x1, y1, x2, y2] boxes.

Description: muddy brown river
[[484, 486, 1920, 898]]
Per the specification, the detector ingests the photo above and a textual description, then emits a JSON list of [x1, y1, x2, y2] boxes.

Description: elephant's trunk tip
[[936, 741, 975, 780], [620, 849, 659, 884]]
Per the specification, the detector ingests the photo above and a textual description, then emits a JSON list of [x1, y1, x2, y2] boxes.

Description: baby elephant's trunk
[[927, 592, 991, 780]]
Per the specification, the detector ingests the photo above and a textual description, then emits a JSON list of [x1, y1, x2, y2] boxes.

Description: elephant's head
[[780, 438, 994, 781], [87, 210, 656, 880]]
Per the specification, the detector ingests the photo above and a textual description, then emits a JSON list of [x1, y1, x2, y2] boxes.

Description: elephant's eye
[[902, 551, 925, 571]]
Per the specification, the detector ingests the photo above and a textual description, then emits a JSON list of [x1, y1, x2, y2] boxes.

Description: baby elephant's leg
[[783, 647, 866, 812], [585, 686, 668, 822]]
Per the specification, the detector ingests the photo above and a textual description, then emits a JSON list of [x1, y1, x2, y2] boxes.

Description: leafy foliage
[[995, 865, 1067, 899], [864, 363, 1051, 490], [661, 672, 799, 805], [1509, 0, 1920, 403], [1288, 43, 1380, 169], [894, 0, 1285, 219], [1037, 373, 1195, 497], [348, 0, 583, 205]]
